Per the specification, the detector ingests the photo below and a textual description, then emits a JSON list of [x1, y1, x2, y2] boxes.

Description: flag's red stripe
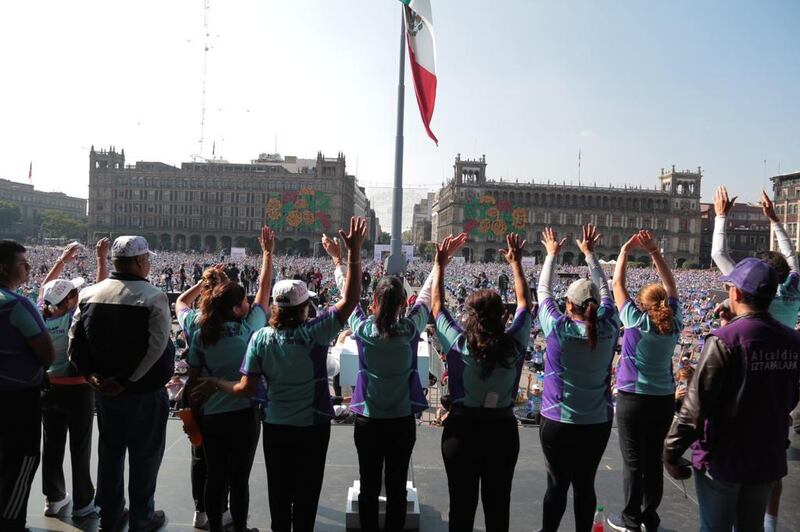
[[406, 33, 438, 145]]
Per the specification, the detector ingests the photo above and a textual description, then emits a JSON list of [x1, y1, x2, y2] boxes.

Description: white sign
[[373, 244, 415, 263], [521, 256, 537, 267], [230, 247, 246, 260], [451, 256, 466, 264]]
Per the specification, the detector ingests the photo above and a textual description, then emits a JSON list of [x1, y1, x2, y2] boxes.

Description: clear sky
[[1, 0, 798, 217]]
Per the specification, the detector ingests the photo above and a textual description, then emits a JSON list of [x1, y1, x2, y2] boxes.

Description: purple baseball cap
[[719, 257, 778, 297]]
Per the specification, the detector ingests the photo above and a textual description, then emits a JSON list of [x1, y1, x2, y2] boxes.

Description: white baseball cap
[[42, 277, 86, 306], [111, 236, 157, 258], [565, 278, 600, 307], [272, 279, 316, 308]]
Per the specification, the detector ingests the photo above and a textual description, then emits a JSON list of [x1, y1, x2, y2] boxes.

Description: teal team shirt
[[242, 308, 343, 426], [770, 271, 800, 328], [43, 308, 76, 377], [347, 304, 430, 418], [435, 307, 532, 409], [179, 305, 267, 415], [615, 297, 681, 396], [0, 287, 48, 390], [538, 297, 621, 424]]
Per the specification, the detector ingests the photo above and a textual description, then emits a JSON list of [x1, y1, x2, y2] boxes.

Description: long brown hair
[[197, 267, 245, 346], [373, 276, 406, 339], [269, 302, 309, 329], [638, 283, 675, 335], [570, 300, 599, 350], [462, 289, 513, 378]]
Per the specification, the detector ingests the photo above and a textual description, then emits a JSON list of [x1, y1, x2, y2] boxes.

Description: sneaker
[[44, 493, 71, 516], [607, 513, 642, 532], [193, 510, 209, 529], [140, 509, 167, 531], [222, 510, 233, 527], [72, 501, 99, 518]]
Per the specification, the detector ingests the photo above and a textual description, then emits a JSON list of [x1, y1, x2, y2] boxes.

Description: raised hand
[[500, 233, 527, 265], [339, 216, 367, 252], [620, 233, 641, 254], [637, 230, 659, 254], [60, 242, 82, 264], [95, 238, 110, 258], [258, 226, 275, 254], [576, 224, 601, 255], [321, 233, 343, 263], [760, 190, 779, 223], [713, 186, 737, 217], [435, 234, 466, 266], [540, 227, 566, 257]]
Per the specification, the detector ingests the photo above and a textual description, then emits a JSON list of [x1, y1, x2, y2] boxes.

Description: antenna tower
[[197, 0, 211, 159]]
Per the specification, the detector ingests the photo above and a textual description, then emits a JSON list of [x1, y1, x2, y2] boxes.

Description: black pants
[[539, 416, 612, 532], [202, 406, 260, 532], [191, 444, 207, 512], [441, 410, 520, 532], [262, 422, 331, 532], [615, 391, 674, 529], [95, 388, 169, 532], [41, 383, 95, 509], [0, 387, 41, 531], [354, 415, 416, 532]]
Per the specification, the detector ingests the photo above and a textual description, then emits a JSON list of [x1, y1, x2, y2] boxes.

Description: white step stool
[[345, 480, 420, 530]]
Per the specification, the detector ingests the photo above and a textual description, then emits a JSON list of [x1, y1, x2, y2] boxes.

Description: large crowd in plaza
[[1, 187, 798, 532]]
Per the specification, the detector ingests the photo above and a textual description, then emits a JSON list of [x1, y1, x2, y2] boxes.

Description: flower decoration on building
[[463, 195, 526, 237], [266, 188, 332, 231]]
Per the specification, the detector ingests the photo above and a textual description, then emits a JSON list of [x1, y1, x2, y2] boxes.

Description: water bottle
[[592, 506, 605, 531]]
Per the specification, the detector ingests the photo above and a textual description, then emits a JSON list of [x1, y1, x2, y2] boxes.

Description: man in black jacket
[[70, 236, 173, 531]]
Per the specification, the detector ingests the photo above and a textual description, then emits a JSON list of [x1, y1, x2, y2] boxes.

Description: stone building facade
[[0, 178, 87, 239], [699, 203, 769, 268], [770, 170, 800, 253], [411, 192, 436, 245], [87, 147, 377, 254], [430, 155, 702, 265]]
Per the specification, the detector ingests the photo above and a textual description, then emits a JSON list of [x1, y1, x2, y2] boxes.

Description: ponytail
[[197, 279, 245, 346], [373, 276, 406, 339], [583, 301, 599, 350], [639, 283, 674, 335]]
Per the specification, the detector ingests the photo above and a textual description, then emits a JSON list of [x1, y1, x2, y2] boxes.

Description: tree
[[377, 231, 391, 245], [40, 210, 87, 240], [402, 230, 413, 244], [418, 242, 436, 259], [0, 200, 21, 228]]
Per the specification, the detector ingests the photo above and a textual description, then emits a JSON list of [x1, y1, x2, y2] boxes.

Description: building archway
[[296, 238, 311, 257], [483, 248, 496, 263], [174, 234, 186, 251], [189, 235, 202, 251], [461, 247, 472, 262], [204, 235, 217, 252], [561, 252, 575, 266], [159, 234, 172, 250], [676, 258, 687, 268], [220, 236, 232, 251]]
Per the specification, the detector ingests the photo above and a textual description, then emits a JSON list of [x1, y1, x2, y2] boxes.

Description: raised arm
[[613, 233, 640, 310], [710, 185, 737, 275], [253, 226, 275, 309], [176, 280, 203, 316], [638, 230, 678, 299], [95, 238, 110, 283], [761, 190, 799, 273], [42, 242, 81, 288], [537, 227, 565, 302], [322, 232, 346, 294], [333, 217, 366, 321], [431, 234, 468, 317], [500, 233, 530, 310], [577, 224, 609, 300], [423, 233, 466, 310]]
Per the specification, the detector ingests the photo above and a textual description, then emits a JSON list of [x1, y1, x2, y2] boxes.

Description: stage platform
[[26, 419, 800, 531]]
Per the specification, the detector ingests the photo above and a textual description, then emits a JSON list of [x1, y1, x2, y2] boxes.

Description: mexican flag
[[400, 0, 438, 145]]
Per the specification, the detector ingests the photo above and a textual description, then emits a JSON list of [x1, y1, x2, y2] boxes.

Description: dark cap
[[719, 257, 778, 297]]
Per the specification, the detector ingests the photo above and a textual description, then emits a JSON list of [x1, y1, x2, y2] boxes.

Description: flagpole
[[386, 10, 406, 276]]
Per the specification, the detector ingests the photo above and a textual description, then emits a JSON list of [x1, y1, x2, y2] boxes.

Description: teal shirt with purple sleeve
[[770, 272, 800, 328], [241, 308, 344, 426], [1, 287, 48, 390], [179, 305, 267, 415], [538, 296, 620, 424], [348, 304, 429, 418], [616, 298, 681, 396], [435, 307, 532, 409]]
